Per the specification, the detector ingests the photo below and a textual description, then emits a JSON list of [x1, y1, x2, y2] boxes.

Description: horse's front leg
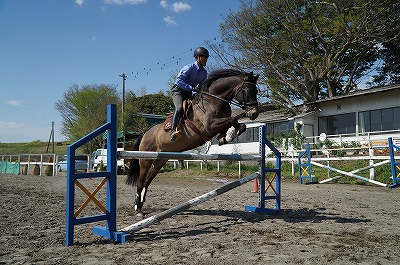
[[217, 123, 247, 146], [215, 132, 227, 146], [236, 123, 246, 135]]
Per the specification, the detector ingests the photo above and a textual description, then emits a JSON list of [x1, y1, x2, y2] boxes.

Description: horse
[[127, 69, 260, 216]]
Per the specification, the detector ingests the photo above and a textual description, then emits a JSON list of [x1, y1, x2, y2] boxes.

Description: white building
[[208, 84, 400, 154]]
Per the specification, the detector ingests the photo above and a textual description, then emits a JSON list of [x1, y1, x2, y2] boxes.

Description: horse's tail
[[126, 135, 143, 186]]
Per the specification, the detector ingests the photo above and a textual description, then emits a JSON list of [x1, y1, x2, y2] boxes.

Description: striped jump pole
[[119, 172, 259, 234], [118, 151, 260, 161]]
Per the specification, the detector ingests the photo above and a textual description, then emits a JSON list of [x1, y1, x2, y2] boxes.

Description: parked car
[[57, 155, 89, 172], [92, 148, 126, 173]]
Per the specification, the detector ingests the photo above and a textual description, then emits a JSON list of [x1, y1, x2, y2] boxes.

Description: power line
[[131, 51, 194, 80], [113, 4, 290, 87], [129, 36, 224, 81]]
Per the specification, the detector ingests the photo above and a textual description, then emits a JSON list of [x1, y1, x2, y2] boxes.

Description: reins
[[198, 90, 243, 108], [196, 80, 258, 110]]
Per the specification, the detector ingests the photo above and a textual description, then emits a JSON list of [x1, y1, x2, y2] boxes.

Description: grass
[[1, 142, 394, 186], [0, 141, 83, 155], [160, 159, 393, 186]]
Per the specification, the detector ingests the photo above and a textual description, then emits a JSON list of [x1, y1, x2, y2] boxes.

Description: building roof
[[307, 84, 400, 104], [237, 83, 399, 124], [236, 105, 295, 124]]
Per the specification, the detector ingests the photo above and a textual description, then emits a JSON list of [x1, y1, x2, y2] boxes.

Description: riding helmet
[[193, 47, 209, 58]]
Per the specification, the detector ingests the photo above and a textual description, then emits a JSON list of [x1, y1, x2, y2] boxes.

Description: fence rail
[[0, 154, 59, 176]]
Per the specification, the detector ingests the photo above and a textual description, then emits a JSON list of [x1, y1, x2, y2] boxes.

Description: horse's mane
[[203, 69, 246, 89]]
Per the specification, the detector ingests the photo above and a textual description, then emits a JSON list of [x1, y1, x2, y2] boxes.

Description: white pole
[[311, 161, 387, 187], [120, 172, 260, 234], [369, 148, 374, 180]]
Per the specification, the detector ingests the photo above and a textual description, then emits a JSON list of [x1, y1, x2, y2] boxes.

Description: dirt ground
[[0, 171, 399, 265]]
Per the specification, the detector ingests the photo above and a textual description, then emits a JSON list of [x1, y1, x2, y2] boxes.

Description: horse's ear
[[245, 71, 254, 81], [254, 74, 259, 81]]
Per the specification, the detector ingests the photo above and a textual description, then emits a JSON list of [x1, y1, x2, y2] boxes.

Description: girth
[[163, 99, 214, 141]]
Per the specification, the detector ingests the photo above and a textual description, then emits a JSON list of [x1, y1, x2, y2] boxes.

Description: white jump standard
[[298, 142, 399, 187]]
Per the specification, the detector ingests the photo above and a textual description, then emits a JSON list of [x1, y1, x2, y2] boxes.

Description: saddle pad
[[163, 115, 173, 131]]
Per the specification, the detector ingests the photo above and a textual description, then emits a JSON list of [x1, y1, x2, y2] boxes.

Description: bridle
[[233, 81, 259, 110], [197, 80, 258, 111]]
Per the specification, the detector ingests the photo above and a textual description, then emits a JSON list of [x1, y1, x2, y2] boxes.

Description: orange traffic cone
[[252, 178, 259, 193]]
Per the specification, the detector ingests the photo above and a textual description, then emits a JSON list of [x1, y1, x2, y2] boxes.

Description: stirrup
[[170, 128, 182, 141]]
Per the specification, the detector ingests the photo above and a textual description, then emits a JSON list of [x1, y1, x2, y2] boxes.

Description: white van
[[92, 148, 126, 173]]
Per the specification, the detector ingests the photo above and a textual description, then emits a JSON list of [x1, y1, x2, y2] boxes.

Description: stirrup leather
[[170, 128, 183, 141]]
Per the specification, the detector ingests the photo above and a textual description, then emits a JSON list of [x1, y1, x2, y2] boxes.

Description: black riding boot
[[170, 109, 182, 141]]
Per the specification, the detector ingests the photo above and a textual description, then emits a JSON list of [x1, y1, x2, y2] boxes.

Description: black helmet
[[193, 47, 209, 58]]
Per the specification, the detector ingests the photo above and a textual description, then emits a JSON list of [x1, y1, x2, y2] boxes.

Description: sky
[[0, 0, 242, 143]]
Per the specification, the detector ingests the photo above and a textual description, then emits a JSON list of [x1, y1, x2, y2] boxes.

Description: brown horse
[[127, 69, 260, 215]]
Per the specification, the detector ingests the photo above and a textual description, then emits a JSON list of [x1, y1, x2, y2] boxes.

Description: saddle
[[163, 99, 191, 131], [163, 99, 212, 140]]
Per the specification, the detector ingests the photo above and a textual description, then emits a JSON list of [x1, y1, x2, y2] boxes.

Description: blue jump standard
[[65, 104, 282, 245]]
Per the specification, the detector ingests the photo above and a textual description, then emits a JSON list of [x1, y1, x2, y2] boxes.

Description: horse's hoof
[[218, 138, 227, 146], [136, 212, 144, 218]]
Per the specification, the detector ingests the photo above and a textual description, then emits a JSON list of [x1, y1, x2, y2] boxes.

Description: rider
[[170, 47, 209, 141]]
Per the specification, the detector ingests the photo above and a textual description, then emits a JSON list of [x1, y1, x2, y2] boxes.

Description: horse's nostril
[[250, 112, 259, 120]]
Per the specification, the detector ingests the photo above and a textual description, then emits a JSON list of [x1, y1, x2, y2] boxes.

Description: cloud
[[75, 0, 84, 6], [0, 120, 25, 129], [164, 16, 177, 26], [86, 36, 97, 41], [171, 2, 191, 13], [160, 0, 168, 8], [104, 0, 147, 5], [7, 100, 23, 106], [0, 121, 58, 143], [160, 1, 191, 13]]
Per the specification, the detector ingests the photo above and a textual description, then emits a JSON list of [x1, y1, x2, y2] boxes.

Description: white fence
[[0, 154, 59, 176]]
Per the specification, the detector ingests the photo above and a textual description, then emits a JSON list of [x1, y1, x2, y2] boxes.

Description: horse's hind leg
[[134, 160, 151, 216], [135, 158, 168, 216]]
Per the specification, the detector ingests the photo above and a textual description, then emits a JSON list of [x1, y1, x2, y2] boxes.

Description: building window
[[253, 127, 260, 142], [359, 106, 400, 133], [211, 126, 262, 145], [318, 113, 356, 135], [358, 111, 370, 133], [395, 107, 400, 130], [266, 120, 294, 136], [237, 127, 252, 143]]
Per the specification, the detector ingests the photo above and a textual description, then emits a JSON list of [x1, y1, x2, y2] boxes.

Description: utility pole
[[46, 121, 55, 153], [120, 73, 127, 125], [120, 73, 127, 148]]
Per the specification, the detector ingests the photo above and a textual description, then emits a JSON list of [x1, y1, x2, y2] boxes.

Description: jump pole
[[310, 161, 387, 187], [119, 172, 259, 234], [318, 160, 391, 184]]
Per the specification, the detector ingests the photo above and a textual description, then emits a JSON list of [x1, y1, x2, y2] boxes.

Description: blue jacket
[[175, 62, 207, 92]]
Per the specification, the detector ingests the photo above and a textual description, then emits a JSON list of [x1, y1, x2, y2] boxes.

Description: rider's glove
[[192, 85, 201, 93]]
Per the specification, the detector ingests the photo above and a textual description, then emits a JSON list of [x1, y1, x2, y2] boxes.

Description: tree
[[123, 91, 174, 134], [211, 0, 400, 113], [370, 41, 400, 86], [55, 84, 120, 153]]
